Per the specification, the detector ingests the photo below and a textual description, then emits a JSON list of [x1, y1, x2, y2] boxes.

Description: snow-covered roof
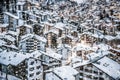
[[53, 66, 79, 80], [60, 35, 74, 40], [117, 45, 120, 48], [41, 49, 62, 60], [92, 33, 104, 39], [82, 31, 104, 39], [4, 12, 19, 19], [111, 48, 120, 53], [116, 33, 120, 39], [45, 29, 59, 35], [27, 0, 39, 5], [0, 39, 6, 46], [57, 44, 71, 50], [0, 48, 3, 52], [24, 11, 41, 18], [0, 24, 9, 27], [104, 35, 116, 41], [43, 52, 62, 60], [97, 43, 111, 51], [17, 2, 25, 5], [3, 44, 18, 50], [5, 35, 16, 42], [21, 34, 47, 43], [0, 50, 42, 66], [1, 72, 21, 80], [72, 57, 83, 63], [17, 24, 33, 28], [0, 33, 6, 38], [54, 22, 65, 30], [86, 51, 110, 61], [73, 59, 90, 68], [0, 51, 27, 66], [23, 24, 33, 28], [73, 50, 110, 68], [93, 57, 120, 79], [0, 34, 16, 42], [7, 31, 19, 36], [29, 50, 42, 58], [43, 22, 54, 26], [82, 32, 93, 36], [74, 43, 95, 51], [29, 19, 37, 23]]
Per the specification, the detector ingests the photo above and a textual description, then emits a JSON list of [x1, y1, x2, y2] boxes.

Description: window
[[0, 64, 2, 71], [29, 73, 34, 77], [94, 77, 98, 79], [36, 72, 40, 75], [100, 72, 103, 75], [99, 77, 104, 80], [18, 5, 21, 10], [36, 66, 41, 69], [94, 70, 98, 74], [29, 67, 34, 71], [30, 61, 34, 65]]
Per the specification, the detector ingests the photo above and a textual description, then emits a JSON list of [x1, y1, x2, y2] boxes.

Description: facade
[[0, 50, 43, 80], [19, 34, 47, 53], [73, 55, 120, 80]]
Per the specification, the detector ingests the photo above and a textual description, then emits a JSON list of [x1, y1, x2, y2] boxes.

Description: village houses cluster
[[0, 0, 120, 80]]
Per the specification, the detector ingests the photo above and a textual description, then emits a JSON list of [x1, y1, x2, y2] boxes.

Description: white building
[[73, 54, 120, 80], [45, 66, 79, 80], [19, 34, 47, 53], [57, 44, 71, 60], [0, 50, 43, 80]]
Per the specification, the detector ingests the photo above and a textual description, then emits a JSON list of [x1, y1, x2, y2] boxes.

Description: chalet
[[0, 50, 43, 80], [19, 34, 47, 53], [58, 35, 74, 46], [0, 34, 16, 45], [45, 29, 58, 48], [57, 44, 71, 60], [17, 24, 33, 36], [17, 0, 32, 11], [72, 43, 95, 60], [4, 12, 19, 31], [45, 66, 79, 80], [41, 49, 62, 69], [74, 56, 120, 80]]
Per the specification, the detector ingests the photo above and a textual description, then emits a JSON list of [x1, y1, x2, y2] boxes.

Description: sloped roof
[[93, 57, 120, 79], [21, 34, 47, 43], [53, 66, 79, 80]]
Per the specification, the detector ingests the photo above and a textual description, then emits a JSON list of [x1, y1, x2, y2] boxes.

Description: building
[[19, 34, 47, 53], [45, 66, 79, 80], [0, 50, 43, 80], [73, 53, 120, 80]]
